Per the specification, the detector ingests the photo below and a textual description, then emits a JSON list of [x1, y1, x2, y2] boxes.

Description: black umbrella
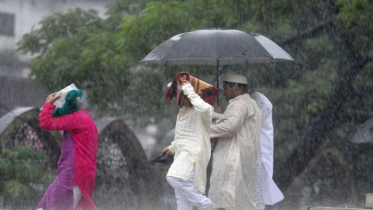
[[140, 29, 294, 104]]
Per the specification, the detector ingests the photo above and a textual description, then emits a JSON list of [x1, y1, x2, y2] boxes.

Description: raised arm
[[181, 82, 213, 120], [210, 101, 253, 139], [212, 112, 225, 120], [39, 103, 82, 131]]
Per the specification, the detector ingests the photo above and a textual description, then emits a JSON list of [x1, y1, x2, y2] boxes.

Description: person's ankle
[[202, 203, 213, 210]]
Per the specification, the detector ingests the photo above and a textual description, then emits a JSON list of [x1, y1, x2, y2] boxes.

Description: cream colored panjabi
[[209, 93, 262, 210], [167, 83, 213, 194]]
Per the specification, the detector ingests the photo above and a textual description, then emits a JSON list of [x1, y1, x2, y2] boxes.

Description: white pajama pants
[[73, 186, 82, 210], [167, 167, 212, 210]]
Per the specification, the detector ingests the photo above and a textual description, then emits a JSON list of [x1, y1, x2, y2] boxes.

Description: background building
[[0, 0, 116, 78], [0, 0, 157, 157]]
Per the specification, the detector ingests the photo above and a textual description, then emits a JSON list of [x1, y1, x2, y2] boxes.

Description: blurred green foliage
[[16, 0, 373, 198], [0, 146, 55, 198], [336, 0, 373, 52], [16, 0, 372, 134]]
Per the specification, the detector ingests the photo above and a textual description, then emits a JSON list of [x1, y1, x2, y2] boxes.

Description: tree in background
[[17, 0, 373, 205], [0, 146, 55, 208]]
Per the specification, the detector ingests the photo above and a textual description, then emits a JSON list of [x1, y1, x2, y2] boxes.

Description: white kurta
[[209, 93, 262, 209], [167, 83, 213, 194], [251, 92, 284, 206]]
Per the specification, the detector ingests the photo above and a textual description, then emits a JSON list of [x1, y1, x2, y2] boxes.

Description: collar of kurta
[[165, 71, 219, 106], [229, 93, 251, 104]]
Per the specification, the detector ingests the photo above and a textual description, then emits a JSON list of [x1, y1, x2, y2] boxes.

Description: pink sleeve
[[39, 103, 81, 131]]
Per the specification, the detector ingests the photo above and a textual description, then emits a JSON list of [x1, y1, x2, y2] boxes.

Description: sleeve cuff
[[181, 83, 195, 95], [168, 145, 175, 153], [42, 103, 56, 112], [213, 112, 225, 119]]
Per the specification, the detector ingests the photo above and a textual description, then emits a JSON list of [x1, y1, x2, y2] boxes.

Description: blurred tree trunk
[[279, 18, 335, 46], [274, 22, 372, 190]]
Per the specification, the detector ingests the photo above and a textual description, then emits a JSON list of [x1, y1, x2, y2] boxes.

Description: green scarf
[[52, 90, 83, 117]]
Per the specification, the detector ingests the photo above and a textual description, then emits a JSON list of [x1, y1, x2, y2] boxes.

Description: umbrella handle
[[216, 65, 220, 105]]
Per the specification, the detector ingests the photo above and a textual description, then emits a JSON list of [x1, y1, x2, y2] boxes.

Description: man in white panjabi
[[209, 73, 262, 210], [251, 92, 284, 210], [162, 71, 219, 210]]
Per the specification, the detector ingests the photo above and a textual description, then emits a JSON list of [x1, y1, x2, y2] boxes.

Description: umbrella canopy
[[140, 29, 294, 66]]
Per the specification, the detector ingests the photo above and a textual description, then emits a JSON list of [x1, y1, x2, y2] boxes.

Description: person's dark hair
[[223, 81, 248, 93], [52, 90, 83, 117], [246, 80, 257, 94]]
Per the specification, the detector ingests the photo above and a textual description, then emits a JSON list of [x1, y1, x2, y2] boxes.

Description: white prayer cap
[[221, 72, 247, 85]]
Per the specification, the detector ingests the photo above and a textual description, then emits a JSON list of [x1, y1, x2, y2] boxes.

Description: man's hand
[[214, 105, 224, 114], [46, 92, 61, 104], [162, 146, 171, 155], [210, 138, 218, 149]]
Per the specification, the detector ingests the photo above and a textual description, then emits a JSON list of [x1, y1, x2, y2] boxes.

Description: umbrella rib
[[215, 31, 219, 66]]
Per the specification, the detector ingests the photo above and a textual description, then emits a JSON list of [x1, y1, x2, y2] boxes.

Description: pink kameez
[[39, 103, 98, 210]]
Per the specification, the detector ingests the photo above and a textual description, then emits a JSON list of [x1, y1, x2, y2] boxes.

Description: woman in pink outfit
[[38, 90, 98, 210]]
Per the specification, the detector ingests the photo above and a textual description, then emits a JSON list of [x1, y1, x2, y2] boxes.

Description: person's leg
[[167, 176, 193, 210], [73, 186, 82, 210], [176, 167, 212, 210], [168, 175, 212, 210], [175, 186, 194, 210], [255, 151, 265, 210], [179, 181, 212, 210]]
